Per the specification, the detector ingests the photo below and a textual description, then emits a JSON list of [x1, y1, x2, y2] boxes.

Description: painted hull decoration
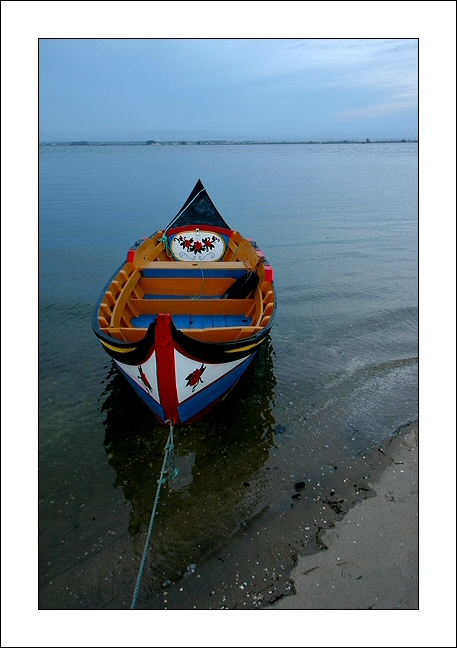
[[171, 230, 226, 261], [92, 179, 276, 425]]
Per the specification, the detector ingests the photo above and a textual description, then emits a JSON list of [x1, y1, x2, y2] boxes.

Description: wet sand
[[133, 422, 421, 612], [271, 424, 418, 609], [9, 419, 456, 647]]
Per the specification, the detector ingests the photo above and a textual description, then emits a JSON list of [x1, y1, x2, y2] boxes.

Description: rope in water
[[130, 420, 178, 610]]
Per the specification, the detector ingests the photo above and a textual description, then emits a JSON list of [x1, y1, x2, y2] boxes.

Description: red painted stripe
[[155, 313, 180, 424]]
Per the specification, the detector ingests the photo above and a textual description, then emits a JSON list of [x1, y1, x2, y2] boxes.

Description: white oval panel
[[170, 230, 226, 261]]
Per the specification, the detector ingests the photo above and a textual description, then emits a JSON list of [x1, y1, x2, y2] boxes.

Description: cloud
[[38, 37, 418, 141], [336, 98, 418, 120]]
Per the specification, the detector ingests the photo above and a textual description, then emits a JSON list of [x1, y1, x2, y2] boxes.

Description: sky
[[39, 37, 418, 142]]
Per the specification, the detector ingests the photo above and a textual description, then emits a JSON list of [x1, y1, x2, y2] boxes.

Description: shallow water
[[39, 143, 418, 609]]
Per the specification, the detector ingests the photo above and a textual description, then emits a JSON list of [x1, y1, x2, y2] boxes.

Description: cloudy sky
[[39, 37, 418, 141]]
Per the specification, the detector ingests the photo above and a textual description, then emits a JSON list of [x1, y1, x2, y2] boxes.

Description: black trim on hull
[[172, 322, 273, 364], [93, 315, 275, 366], [93, 322, 157, 365]]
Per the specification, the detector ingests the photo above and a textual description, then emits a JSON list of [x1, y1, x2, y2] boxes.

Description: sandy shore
[[270, 424, 418, 610]]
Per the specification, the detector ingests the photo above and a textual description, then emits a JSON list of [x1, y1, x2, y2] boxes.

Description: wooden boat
[[92, 180, 276, 425]]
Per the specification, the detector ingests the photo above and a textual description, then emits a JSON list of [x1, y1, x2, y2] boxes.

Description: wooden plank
[[107, 328, 147, 342], [111, 281, 122, 296], [129, 297, 255, 315], [223, 238, 240, 261], [110, 270, 142, 328], [252, 287, 263, 326], [130, 238, 165, 266], [98, 316, 110, 328], [125, 301, 139, 318], [138, 260, 248, 271], [230, 238, 261, 268], [183, 326, 263, 342], [100, 303, 112, 318], [105, 291, 116, 306], [138, 276, 237, 297]]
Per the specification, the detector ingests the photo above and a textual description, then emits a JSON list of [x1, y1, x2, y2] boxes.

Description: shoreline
[[134, 421, 419, 611], [270, 422, 418, 609]]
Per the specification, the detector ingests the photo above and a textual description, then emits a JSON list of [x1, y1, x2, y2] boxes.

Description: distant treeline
[[41, 138, 418, 147]]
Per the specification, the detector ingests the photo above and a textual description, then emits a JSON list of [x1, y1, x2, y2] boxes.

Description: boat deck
[[131, 314, 253, 329], [129, 296, 256, 329], [96, 244, 274, 343], [139, 260, 249, 278]]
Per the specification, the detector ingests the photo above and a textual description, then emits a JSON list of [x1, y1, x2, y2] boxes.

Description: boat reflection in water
[[99, 337, 276, 595]]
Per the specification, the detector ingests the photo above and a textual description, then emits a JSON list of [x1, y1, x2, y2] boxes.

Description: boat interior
[[96, 231, 275, 343]]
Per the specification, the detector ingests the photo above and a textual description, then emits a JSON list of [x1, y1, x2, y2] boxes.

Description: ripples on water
[[39, 143, 418, 608]]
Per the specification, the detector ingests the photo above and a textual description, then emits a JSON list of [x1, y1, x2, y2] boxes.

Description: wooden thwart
[[137, 260, 249, 271], [129, 297, 255, 316]]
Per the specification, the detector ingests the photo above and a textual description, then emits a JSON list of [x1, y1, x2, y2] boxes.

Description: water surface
[[39, 143, 418, 609]]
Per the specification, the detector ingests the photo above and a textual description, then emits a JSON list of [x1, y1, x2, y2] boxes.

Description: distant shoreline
[[40, 139, 418, 147]]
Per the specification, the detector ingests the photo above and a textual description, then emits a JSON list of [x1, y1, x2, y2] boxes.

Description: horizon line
[[40, 138, 418, 145]]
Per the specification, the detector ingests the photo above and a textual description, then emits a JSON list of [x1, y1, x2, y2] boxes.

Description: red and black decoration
[[175, 234, 218, 255], [185, 364, 206, 391]]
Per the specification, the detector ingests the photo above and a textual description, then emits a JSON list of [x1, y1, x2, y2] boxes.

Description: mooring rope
[[158, 234, 206, 297], [158, 233, 173, 257], [130, 420, 178, 610], [191, 259, 206, 300]]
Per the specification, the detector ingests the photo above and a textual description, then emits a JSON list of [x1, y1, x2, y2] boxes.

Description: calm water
[[39, 143, 418, 609]]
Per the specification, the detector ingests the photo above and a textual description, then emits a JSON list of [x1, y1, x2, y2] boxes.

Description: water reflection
[[99, 338, 277, 594]]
